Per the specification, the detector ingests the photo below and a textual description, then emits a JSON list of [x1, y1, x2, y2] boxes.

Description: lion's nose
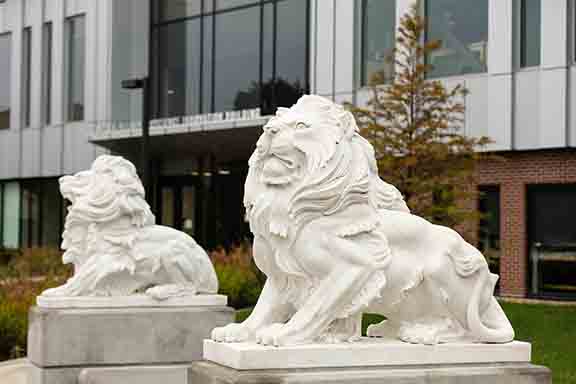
[[256, 135, 268, 154]]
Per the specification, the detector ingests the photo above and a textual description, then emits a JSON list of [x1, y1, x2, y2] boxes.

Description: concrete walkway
[[0, 359, 33, 384]]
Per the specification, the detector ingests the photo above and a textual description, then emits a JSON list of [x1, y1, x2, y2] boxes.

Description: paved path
[[0, 359, 32, 384]]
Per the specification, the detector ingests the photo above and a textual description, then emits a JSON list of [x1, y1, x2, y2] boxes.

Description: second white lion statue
[[40, 155, 218, 300], [212, 95, 514, 346]]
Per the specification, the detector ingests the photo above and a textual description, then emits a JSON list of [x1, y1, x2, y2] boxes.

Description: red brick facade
[[476, 149, 576, 297]]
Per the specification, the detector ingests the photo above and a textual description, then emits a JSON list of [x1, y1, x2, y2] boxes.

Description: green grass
[[235, 303, 576, 384], [501, 302, 576, 384]]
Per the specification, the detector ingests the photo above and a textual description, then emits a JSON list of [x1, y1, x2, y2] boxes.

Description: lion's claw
[[211, 323, 254, 343]]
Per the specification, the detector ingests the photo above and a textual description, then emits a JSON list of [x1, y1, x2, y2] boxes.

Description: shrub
[[0, 247, 69, 361], [210, 243, 264, 309]]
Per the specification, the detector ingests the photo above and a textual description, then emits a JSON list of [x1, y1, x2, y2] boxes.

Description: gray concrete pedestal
[[27, 304, 233, 384], [189, 360, 552, 384]]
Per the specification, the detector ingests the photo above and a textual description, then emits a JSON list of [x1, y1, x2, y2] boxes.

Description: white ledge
[[203, 339, 531, 370], [36, 294, 227, 309]]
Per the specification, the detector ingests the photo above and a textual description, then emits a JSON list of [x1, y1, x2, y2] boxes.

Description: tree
[[349, 3, 490, 228]]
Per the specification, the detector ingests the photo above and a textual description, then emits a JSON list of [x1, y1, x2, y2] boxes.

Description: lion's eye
[[295, 122, 309, 130]]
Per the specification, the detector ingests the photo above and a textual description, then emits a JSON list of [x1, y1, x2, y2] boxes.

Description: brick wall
[[476, 149, 576, 297]]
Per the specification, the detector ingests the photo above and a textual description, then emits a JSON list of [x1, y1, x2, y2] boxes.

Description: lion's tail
[[466, 270, 515, 343]]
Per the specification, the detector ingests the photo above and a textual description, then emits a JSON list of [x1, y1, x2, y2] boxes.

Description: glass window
[[41, 179, 63, 247], [520, 0, 541, 68], [478, 186, 500, 279], [22, 27, 31, 127], [273, 0, 307, 108], [2, 182, 20, 249], [213, 6, 260, 111], [0, 33, 11, 129], [216, 0, 259, 11], [361, 0, 396, 85], [426, 0, 488, 78], [156, 19, 201, 118], [43, 22, 53, 125], [202, 15, 213, 114], [66, 15, 85, 122], [21, 181, 41, 247], [157, 0, 202, 22], [527, 184, 576, 298]]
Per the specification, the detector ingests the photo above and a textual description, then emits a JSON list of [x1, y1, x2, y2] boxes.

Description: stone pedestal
[[27, 296, 233, 384], [196, 339, 551, 384]]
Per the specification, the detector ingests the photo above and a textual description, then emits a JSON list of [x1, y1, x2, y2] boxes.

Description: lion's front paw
[[255, 323, 310, 346], [211, 323, 254, 343], [40, 284, 70, 297]]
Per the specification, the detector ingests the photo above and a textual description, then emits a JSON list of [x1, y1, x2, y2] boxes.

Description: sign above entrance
[[90, 108, 267, 142], [151, 108, 262, 129]]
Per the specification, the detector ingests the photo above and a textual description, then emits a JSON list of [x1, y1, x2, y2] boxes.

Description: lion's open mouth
[[262, 154, 298, 184]]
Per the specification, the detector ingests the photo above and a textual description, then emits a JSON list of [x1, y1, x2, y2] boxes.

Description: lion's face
[[252, 96, 354, 187]]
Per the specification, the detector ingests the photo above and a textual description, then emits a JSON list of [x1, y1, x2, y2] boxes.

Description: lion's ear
[[276, 107, 290, 117]]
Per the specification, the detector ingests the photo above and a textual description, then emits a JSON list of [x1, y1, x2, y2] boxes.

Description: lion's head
[[60, 155, 154, 268], [245, 95, 408, 231]]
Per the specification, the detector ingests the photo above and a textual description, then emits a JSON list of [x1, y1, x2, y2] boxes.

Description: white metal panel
[[83, 0, 97, 122], [66, 0, 88, 17], [62, 122, 97, 174], [570, 67, 576, 147], [464, 76, 489, 140], [487, 74, 513, 150], [514, 70, 540, 149], [539, 68, 566, 148], [309, 0, 317, 94], [23, 0, 34, 27], [313, 0, 334, 97], [50, 0, 64, 125], [333, 0, 354, 95], [41, 125, 64, 176], [30, 0, 43, 129], [20, 129, 41, 177], [9, 0, 22, 132], [541, 0, 567, 69], [0, 130, 21, 179], [488, 0, 513, 74]]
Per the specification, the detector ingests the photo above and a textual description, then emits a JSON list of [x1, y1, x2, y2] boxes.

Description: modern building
[[0, 0, 574, 299]]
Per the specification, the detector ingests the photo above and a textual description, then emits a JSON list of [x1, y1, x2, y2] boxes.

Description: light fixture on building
[[218, 169, 231, 175]]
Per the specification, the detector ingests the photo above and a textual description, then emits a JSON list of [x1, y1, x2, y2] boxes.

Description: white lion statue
[[40, 155, 218, 300], [211, 95, 514, 346]]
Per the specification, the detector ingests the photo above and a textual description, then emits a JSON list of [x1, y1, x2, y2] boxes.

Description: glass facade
[[66, 15, 86, 122], [22, 27, 32, 128], [152, 0, 309, 118], [1, 182, 20, 249], [360, 0, 396, 86], [0, 33, 11, 130], [478, 186, 500, 279], [426, 0, 488, 78], [520, 0, 541, 68]]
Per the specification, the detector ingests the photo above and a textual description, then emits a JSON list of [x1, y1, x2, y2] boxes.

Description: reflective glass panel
[[22, 28, 31, 127], [426, 0, 488, 78], [362, 0, 396, 85], [274, 0, 307, 107], [520, 0, 541, 67], [0, 34, 11, 129], [43, 23, 53, 125], [156, 18, 201, 118], [67, 16, 85, 121], [213, 6, 260, 111]]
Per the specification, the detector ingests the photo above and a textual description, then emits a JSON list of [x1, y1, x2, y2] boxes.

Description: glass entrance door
[[159, 178, 197, 237]]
